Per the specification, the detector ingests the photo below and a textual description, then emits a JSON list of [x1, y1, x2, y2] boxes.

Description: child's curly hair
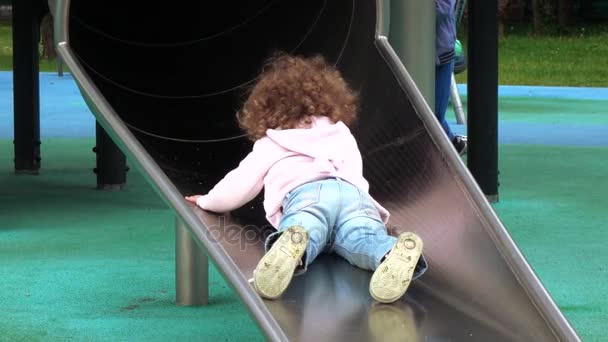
[[238, 53, 358, 141]]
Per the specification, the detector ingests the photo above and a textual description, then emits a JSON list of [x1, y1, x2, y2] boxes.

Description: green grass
[[0, 24, 58, 72], [0, 24, 11, 70], [2, 22, 608, 85], [455, 24, 608, 87]]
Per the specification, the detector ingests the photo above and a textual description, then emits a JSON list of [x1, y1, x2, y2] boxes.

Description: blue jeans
[[435, 60, 456, 141], [265, 178, 427, 278]]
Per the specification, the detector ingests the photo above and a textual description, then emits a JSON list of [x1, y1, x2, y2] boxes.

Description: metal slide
[[54, 1, 580, 341]]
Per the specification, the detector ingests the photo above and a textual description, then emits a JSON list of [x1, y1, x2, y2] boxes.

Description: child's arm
[[185, 147, 266, 213]]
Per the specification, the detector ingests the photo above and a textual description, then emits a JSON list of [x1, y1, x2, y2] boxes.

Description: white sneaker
[[253, 226, 309, 299]]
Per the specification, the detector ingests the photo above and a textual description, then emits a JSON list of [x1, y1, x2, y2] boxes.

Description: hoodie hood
[[265, 116, 349, 173]]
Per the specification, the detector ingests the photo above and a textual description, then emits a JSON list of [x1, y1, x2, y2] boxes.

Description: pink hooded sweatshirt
[[195, 116, 390, 228]]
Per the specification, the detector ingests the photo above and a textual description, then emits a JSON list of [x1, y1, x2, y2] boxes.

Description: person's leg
[[273, 209, 331, 268], [254, 180, 335, 299], [333, 215, 397, 270], [436, 60, 467, 155], [329, 180, 395, 270], [435, 60, 456, 141], [334, 218, 424, 304], [332, 181, 425, 303]]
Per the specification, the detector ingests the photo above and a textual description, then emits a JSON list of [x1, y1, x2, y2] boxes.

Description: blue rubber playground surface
[[1, 72, 607, 341], [453, 84, 608, 147], [1, 72, 607, 146]]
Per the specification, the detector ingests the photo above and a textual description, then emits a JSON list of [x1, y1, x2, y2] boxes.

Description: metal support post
[[13, 0, 41, 174], [175, 217, 209, 306], [388, 0, 435, 108], [467, 0, 499, 202], [93, 122, 127, 190], [57, 55, 64, 77]]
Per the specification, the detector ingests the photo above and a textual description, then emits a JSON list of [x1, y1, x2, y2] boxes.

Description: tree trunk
[[498, 0, 508, 37], [557, 0, 571, 28], [532, 0, 558, 34], [580, 0, 594, 17], [532, 0, 545, 33], [40, 13, 56, 60]]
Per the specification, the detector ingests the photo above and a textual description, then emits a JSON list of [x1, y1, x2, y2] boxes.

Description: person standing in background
[[435, 0, 467, 155]]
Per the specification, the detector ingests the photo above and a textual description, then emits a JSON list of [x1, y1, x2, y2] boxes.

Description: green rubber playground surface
[[0, 139, 264, 341], [495, 145, 608, 340], [498, 97, 608, 124], [1, 92, 607, 341]]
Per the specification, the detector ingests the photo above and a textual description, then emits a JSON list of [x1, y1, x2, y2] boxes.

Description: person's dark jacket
[[436, 0, 457, 65]]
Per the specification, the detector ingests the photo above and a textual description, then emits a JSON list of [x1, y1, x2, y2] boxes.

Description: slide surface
[[55, 0, 579, 340]]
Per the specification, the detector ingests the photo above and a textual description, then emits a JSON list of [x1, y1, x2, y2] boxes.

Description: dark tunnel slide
[[55, 0, 579, 340]]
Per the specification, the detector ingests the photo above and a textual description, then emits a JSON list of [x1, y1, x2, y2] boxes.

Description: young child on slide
[[186, 53, 426, 303]]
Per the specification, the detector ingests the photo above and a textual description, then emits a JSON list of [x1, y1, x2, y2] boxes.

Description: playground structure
[[8, 0, 581, 341]]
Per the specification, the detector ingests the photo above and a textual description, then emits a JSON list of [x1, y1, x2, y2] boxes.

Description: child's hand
[[185, 195, 202, 204]]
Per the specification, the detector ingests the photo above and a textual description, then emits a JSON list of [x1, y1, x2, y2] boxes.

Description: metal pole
[[57, 55, 64, 77], [452, 0, 468, 125], [13, 0, 41, 174], [451, 74, 466, 124], [378, 0, 390, 36], [467, 0, 499, 202], [388, 0, 435, 108], [94, 122, 127, 190], [176, 217, 209, 306]]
